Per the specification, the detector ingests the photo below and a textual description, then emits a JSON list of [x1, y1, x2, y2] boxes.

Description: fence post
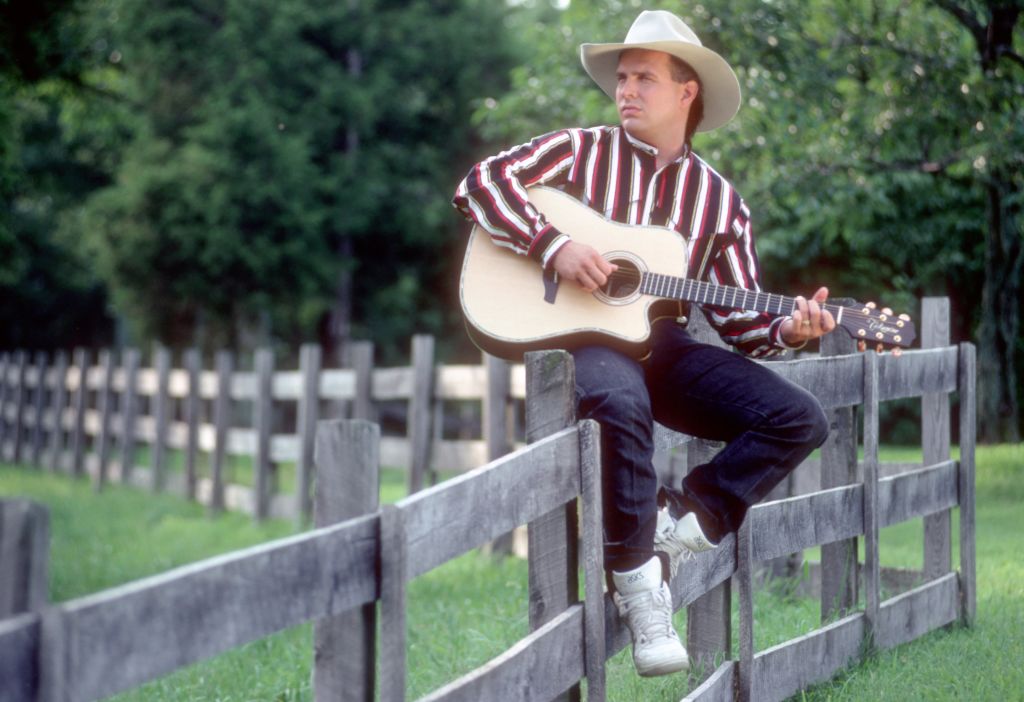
[[0, 353, 8, 453], [862, 352, 880, 645], [820, 327, 859, 621], [10, 351, 28, 464], [30, 352, 49, 468], [957, 343, 977, 626], [0, 499, 49, 618], [578, 419, 606, 702], [151, 345, 172, 493], [253, 348, 275, 521], [211, 350, 234, 514], [407, 334, 435, 495], [736, 518, 754, 702], [350, 341, 375, 422], [524, 349, 580, 702], [379, 503, 408, 702], [685, 438, 731, 682], [481, 352, 515, 556], [119, 348, 140, 484], [70, 348, 89, 477], [921, 298, 952, 579], [47, 352, 69, 473], [296, 343, 321, 524], [94, 349, 115, 490], [313, 419, 379, 702], [184, 348, 202, 501]]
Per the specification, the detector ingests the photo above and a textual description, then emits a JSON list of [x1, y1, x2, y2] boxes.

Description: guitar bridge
[[543, 269, 559, 304]]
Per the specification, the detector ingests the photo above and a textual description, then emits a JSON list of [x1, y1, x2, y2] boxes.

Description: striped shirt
[[453, 125, 792, 357]]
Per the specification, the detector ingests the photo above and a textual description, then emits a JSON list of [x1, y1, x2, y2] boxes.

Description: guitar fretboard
[[639, 272, 842, 318]]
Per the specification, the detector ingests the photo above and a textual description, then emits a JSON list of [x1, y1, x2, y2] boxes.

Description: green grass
[[1, 444, 1021, 701]]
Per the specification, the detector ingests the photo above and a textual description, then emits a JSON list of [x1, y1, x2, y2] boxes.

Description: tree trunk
[[977, 177, 1022, 443]]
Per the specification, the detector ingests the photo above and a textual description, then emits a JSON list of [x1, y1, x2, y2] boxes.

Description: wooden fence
[[0, 336, 524, 522], [0, 297, 977, 701]]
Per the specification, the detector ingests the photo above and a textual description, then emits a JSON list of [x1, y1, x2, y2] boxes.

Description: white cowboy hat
[[580, 10, 742, 132]]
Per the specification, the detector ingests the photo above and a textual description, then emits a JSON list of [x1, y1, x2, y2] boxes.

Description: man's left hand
[[780, 287, 836, 346]]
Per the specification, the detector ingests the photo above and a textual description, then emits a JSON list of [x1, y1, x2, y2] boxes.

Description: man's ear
[[680, 79, 699, 106]]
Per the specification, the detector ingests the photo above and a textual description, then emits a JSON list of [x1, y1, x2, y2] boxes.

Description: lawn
[[1, 443, 1020, 701]]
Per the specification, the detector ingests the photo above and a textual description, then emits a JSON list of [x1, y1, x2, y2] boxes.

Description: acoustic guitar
[[460, 186, 915, 361]]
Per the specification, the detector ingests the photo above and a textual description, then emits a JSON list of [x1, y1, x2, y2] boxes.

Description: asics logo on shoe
[[627, 572, 646, 584]]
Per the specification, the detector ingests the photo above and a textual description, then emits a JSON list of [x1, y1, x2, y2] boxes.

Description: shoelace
[[620, 587, 676, 642]]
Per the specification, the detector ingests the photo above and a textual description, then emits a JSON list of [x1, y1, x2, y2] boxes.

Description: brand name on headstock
[[867, 319, 900, 336]]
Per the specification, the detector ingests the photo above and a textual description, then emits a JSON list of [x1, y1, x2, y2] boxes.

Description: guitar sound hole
[[602, 258, 641, 299]]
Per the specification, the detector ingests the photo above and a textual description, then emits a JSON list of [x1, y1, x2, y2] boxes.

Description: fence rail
[[0, 338, 528, 522], [0, 297, 977, 701]]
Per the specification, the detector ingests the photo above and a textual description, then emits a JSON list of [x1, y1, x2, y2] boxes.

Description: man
[[452, 10, 834, 677]]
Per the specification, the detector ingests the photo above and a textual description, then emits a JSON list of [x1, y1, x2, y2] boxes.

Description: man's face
[[615, 49, 695, 146]]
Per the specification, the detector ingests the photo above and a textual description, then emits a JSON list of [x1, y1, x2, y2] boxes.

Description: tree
[[74, 0, 518, 359]]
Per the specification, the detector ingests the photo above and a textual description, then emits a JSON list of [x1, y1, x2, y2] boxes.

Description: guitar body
[[460, 186, 688, 361]]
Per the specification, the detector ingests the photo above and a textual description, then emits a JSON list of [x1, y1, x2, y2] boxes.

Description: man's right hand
[[551, 240, 618, 293]]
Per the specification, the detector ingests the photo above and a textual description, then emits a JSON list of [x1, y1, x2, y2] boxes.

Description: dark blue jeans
[[572, 318, 829, 573]]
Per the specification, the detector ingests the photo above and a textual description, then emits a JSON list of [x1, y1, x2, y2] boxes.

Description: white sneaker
[[611, 556, 689, 677], [654, 508, 718, 579]]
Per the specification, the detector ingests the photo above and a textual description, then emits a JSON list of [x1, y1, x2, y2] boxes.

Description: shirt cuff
[[527, 223, 570, 269], [772, 316, 808, 351]]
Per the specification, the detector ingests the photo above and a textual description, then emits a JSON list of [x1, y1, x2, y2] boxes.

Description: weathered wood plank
[[0, 613, 39, 702], [399, 428, 581, 579], [0, 499, 49, 617], [524, 349, 580, 702], [435, 363, 489, 400], [30, 352, 49, 467], [313, 419, 379, 702], [752, 613, 865, 702], [921, 299, 952, 582], [350, 341, 375, 421], [682, 661, 735, 702], [150, 346, 172, 492], [683, 436, 731, 682], [37, 515, 379, 702], [117, 349, 140, 482], [420, 607, 586, 702], [875, 573, 959, 650], [296, 344, 320, 524], [253, 348, 275, 521], [210, 350, 233, 513], [317, 368, 356, 401], [862, 352, 880, 642], [819, 330, 859, 621], [379, 504, 408, 702], [736, 520, 754, 702], [94, 350, 115, 489], [183, 349, 202, 501], [749, 484, 863, 563], [69, 349, 89, 477], [10, 351, 28, 463], [876, 346, 958, 401], [762, 354, 864, 409], [577, 419, 606, 702], [407, 335, 435, 495], [878, 461, 958, 528], [373, 366, 414, 400], [47, 352, 69, 473], [958, 342, 977, 626]]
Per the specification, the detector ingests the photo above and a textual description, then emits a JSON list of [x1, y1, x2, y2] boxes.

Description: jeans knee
[[800, 398, 830, 448]]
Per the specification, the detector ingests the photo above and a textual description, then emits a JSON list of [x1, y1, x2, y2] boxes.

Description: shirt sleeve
[[452, 129, 576, 268], [699, 201, 797, 358]]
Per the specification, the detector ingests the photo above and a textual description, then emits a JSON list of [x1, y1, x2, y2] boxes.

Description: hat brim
[[580, 41, 741, 132]]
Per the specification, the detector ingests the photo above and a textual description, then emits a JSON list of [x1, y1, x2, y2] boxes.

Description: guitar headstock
[[836, 301, 916, 353]]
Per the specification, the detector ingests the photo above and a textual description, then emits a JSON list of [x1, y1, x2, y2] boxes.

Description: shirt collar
[[620, 128, 691, 164]]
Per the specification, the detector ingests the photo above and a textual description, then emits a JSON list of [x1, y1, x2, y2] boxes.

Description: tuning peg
[[882, 307, 893, 317], [892, 348, 903, 358], [866, 301, 877, 309], [857, 340, 867, 353], [876, 343, 885, 354], [898, 313, 911, 321]]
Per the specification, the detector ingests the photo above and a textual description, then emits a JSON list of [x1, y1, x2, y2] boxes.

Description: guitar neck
[[640, 272, 840, 318]]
